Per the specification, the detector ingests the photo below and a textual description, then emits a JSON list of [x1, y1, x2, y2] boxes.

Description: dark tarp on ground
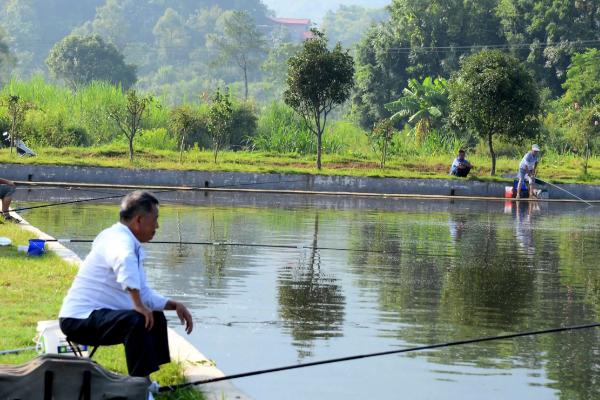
[[0, 354, 148, 399]]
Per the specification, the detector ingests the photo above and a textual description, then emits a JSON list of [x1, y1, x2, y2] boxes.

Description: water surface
[[16, 189, 600, 399]]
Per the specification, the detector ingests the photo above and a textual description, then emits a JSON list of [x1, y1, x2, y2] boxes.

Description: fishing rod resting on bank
[[9, 177, 308, 214], [158, 321, 600, 392]]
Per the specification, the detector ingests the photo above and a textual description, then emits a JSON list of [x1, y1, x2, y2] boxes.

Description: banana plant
[[385, 76, 449, 145]]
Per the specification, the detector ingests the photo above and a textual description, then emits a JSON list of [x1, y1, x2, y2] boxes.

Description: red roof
[[269, 17, 311, 25]]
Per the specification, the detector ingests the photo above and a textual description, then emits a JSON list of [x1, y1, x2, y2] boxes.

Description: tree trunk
[[243, 64, 248, 101], [488, 132, 496, 176], [316, 131, 322, 170], [129, 137, 134, 163], [179, 135, 185, 163]]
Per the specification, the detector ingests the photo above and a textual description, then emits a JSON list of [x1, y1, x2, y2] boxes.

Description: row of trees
[[3, 32, 600, 177], [366, 46, 600, 175], [353, 0, 600, 130]]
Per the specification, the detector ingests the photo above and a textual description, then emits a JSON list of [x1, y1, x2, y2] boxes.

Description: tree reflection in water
[[277, 213, 345, 359]]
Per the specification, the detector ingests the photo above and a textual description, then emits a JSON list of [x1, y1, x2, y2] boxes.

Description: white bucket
[[36, 320, 87, 356]]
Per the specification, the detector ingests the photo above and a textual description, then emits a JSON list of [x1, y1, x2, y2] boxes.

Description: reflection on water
[[15, 190, 600, 400]]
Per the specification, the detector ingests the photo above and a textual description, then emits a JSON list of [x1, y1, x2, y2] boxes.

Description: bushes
[[253, 102, 343, 154], [230, 101, 258, 149]]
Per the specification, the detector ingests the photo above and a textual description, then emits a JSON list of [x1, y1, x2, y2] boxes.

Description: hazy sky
[[263, 0, 390, 22]]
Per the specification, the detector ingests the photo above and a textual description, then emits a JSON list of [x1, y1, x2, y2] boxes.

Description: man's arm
[[165, 299, 194, 334], [0, 178, 14, 186], [128, 288, 154, 330]]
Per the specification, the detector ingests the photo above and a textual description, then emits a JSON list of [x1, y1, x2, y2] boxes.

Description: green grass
[[0, 223, 203, 399], [2, 145, 600, 185]]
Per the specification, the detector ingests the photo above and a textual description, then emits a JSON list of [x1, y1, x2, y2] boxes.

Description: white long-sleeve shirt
[[59, 222, 168, 319]]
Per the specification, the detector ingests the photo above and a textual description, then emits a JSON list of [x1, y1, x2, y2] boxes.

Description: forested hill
[[0, 0, 386, 104]]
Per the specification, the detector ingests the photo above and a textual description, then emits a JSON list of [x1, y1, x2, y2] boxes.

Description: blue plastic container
[[27, 239, 46, 256], [512, 179, 529, 198]]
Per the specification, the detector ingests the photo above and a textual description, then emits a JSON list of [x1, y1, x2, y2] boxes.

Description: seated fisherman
[[59, 190, 193, 381], [449, 149, 472, 177], [516, 144, 540, 199], [0, 178, 17, 222]]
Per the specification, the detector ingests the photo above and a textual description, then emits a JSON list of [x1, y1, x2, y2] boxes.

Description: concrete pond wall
[[2, 162, 600, 200]]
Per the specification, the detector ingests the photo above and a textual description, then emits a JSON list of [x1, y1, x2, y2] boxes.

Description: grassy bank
[[1, 146, 599, 185], [0, 223, 203, 399]]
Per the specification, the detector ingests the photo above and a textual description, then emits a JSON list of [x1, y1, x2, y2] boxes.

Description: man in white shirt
[[516, 144, 540, 199], [59, 191, 193, 378]]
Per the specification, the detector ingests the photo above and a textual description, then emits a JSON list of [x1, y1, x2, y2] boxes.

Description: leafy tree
[[353, 0, 504, 129], [385, 77, 449, 145], [2, 95, 34, 155], [262, 42, 303, 94], [107, 89, 153, 162], [562, 49, 600, 107], [352, 23, 410, 129], [0, 0, 102, 76], [565, 103, 600, 176], [496, 0, 600, 95], [153, 8, 190, 65], [0, 28, 15, 82], [169, 105, 198, 162], [321, 5, 388, 49], [561, 50, 600, 175], [449, 50, 541, 176], [207, 87, 233, 163], [46, 35, 137, 91], [284, 29, 355, 170], [207, 10, 267, 100], [367, 118, 395, 168]]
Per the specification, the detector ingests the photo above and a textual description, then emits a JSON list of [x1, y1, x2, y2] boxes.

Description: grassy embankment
[[0, 223, 203, 400], [1, 146, 599, 185]]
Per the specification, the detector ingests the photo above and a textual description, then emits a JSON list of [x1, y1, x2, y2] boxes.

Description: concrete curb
[[2, 162, 600, 200], [10, 213, 248, 399]]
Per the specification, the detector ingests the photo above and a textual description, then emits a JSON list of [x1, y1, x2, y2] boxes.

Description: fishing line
[[158, 321, 600, 392], [10, 177, 307, 213], [535, 177, 594, 206]]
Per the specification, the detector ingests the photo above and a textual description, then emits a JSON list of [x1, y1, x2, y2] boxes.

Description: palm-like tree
[[385, 77, 449, 145]]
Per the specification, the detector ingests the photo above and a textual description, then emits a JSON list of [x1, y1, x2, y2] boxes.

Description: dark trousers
[[454, 166, 471, 177], [60, 309, 170, 377]]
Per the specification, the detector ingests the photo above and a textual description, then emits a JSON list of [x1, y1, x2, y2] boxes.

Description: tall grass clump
[[253, 102, 343, 154]]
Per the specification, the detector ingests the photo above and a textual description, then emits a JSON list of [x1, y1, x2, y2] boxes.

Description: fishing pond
[[15, 188, 600, 399]]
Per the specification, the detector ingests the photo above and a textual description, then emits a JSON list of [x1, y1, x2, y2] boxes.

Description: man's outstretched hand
[[166, 300, 194, 334]]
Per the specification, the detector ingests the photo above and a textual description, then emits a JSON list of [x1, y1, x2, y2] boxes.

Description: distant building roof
[[269, 17, 311, 26]]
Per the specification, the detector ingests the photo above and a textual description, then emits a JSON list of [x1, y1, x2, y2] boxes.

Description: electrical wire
[[158, 321, 600, 392]]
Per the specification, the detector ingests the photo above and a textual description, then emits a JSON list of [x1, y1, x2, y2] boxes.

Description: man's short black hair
[[119, 191, 159, 221], [458, 149, 465, 153]]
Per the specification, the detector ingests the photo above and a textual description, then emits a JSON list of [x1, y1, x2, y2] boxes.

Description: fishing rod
[[10, 177, 308, 213], [158, 321, 600, 392], [535, 177, 594, 207], [46, 238, 454, 257]]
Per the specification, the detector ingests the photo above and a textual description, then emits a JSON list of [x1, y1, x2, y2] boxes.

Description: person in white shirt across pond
[[516, 144, 540, 199], [59, 190, 193, 379]]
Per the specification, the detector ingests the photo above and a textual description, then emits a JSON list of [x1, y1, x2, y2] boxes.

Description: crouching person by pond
[[58, 190, 193, 381], [449, 149, 472, 177]]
